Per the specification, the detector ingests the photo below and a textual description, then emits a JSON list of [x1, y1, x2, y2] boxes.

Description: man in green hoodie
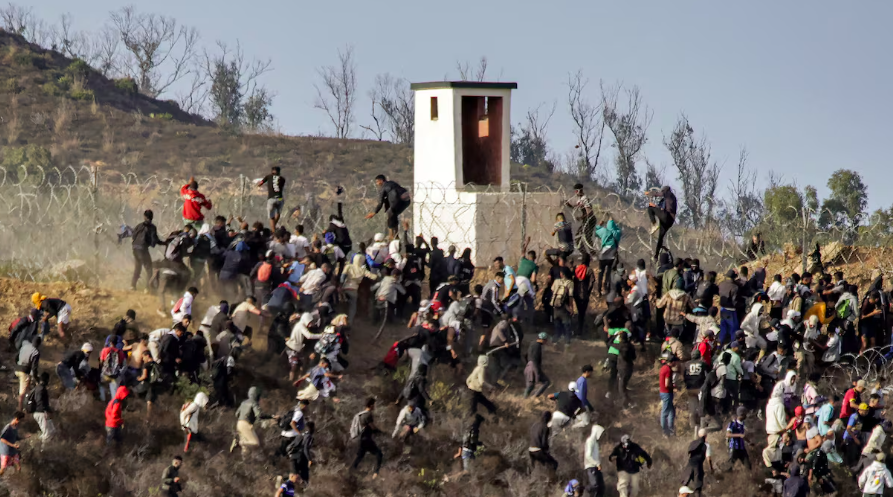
[[230, 386, 277, 454], [594, 216, 622, 297]]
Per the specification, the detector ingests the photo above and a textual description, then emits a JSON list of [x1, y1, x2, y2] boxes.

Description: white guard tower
[[411, 81, 518, 265]]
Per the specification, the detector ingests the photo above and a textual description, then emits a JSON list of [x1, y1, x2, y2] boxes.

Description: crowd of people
[[3, 170, 893, 497]]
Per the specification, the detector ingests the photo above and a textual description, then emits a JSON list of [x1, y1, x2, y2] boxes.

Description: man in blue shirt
[[726, 406, 751, 469], [576, 365, 594, 419], [274, 473, 299, 496]]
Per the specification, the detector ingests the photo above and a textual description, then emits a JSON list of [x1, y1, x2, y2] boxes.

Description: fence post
[[238, 174, 246, 219], [519, 182, 528, 258], [91, 165, 99, 283]]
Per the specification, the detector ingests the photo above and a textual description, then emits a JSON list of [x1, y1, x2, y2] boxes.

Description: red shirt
[[180, 184, 212, 222], [659, 364, 673, 394], [105, 386, 129, 428], [840, 388, 860, 419], [698, 341, 713, 368]]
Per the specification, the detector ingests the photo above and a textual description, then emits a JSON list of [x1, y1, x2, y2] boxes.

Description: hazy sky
[[30, 1, 893, 211]]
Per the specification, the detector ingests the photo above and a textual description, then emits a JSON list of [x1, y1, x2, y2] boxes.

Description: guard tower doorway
[[461, 96, 503, 186]]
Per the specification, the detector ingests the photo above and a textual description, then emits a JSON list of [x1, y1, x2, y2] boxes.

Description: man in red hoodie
[[180, 176, 212, 229], [105, 385, 129, 446]]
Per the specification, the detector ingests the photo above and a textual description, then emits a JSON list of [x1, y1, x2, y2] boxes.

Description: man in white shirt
[[289, 225, 311, 261], [232, 297, 262, 335], [171, 287, 198, 324], [298, 263, 330, 311]]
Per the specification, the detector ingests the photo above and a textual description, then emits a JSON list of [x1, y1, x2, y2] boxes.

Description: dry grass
[[101, 127, 116, 153], [5, 93, 20, 144], [53, 100, 72, 136]]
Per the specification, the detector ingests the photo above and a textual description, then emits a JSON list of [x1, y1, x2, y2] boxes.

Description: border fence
[[0, 165, 891, 289]]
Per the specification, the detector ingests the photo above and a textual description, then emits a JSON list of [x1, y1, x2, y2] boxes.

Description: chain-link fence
[[0, 166, 891, 289]]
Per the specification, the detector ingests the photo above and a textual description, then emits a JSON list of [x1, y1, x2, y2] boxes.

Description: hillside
[[0, 29, 414, 185]]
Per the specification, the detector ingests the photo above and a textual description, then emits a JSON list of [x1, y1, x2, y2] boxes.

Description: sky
[[29, 1, 893, 212]]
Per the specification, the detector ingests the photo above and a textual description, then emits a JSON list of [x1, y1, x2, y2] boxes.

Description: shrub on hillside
[[69, 88, 95, 101], [0, 144, 53, 182], [57, 74, 73, 91], [41, 82, 62, 96], [1, 78, 21, 94], [12, 51, 34, 67], [114, 77, 137, 94], [65, 59, 89, 78], [150, 112, 173, 120]]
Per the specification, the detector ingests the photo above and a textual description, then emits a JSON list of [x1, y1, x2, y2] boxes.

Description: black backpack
[[25, 387, 38, 413], [278, 410, 294, 430]]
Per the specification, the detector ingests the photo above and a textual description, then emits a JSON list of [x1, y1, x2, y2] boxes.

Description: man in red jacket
[[105, 385, 129, 446], [180, 176, 212, 229]]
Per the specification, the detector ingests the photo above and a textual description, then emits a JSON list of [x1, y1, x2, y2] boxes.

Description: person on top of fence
[[565, 183, 596, 251], [180, 176, 213, 229], [645, 185, 677, 261], [258, 166, 286, 231], [365, 174, 411, 240]]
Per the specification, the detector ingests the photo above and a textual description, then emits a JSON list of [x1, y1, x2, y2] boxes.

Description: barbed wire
[[0, 167, 892, 288]]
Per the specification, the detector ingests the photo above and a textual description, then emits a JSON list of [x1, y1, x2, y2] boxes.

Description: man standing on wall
[[366, 174, 411, 240], [646, 185, 677, 261], [258, 166, 286, 231]]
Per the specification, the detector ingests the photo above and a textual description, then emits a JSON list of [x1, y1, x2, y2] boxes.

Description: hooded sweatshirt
[[236, 387, 269, 424], [286, 313, 323, 352], [594, 220, 621, 260], [466, 355, 490, 393], [180, 392, 210, 434], [584, 424, 605, 469], [342, 254, 376, 291], [859, 459, 893, 494], [765, 387, 788, 435], [105, 386, 129, 428]]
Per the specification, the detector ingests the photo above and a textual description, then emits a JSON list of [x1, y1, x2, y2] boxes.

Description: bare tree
[[203, 40, 272, 129], [314, 44, 357, 139], [50, 14, 96, 63], [644, 158, 667, 189], [175, 68, 209, 116], [456, 56, 488, 81], [664, 114, 721, 229], [510, 102, 556, 172], [566, 70, 605, 182], [360, 85, 387, 141], [602, 82, 652, 197], [91, 25, 121, 77], [0, 4, 33, 36], [721, 147, 764, 237], [363, 73, 414, 144], [109, 6, 199, 98]]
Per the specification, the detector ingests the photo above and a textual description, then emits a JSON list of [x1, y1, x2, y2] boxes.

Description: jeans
[[719, 308, 738, 345], [344, 289, 358, 324], [553, 309, 572, 344], [660, 392, 675, 435], [56, 363, 76, 389], [587, 467, 605, 497], [597, 259, 613, 294]]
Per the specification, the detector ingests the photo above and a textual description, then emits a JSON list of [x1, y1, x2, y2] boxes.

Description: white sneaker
[[650, 222, 660, 235], [605, 392, 611, 399], [274, 475, 282, 490]]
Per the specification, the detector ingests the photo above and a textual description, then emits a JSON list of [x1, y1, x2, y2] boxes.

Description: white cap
[[568, 381, 577, 392], [373, 233, 385, 242], [81, 342, 94, 352]]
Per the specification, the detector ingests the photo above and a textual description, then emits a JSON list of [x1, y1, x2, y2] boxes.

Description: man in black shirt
[[523, 332, 551, 398], [646, 185, 677, 260], [56, 342, 93, 390], [258, 166, 286, 231], [131, 209, 161, 290], [365, 174, 411, 240]]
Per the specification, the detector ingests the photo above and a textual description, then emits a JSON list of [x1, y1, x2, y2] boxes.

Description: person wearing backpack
[[179, 392, 209, 450], [136, 350, 164, 419], [551, 267, 575, 346], [315, 315, 349, 373], [15, 336, 41, 412], [9, 308, 47, 353], [171, 287, 198, 325], [27, 372, 54, 442], [275, 399, 309, 462], [250, 252, 281, 305], [99, 335, 126, 402], [350, 397, 383, 479]]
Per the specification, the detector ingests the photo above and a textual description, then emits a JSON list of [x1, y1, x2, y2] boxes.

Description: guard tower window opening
[[430, 97, 438, 120]]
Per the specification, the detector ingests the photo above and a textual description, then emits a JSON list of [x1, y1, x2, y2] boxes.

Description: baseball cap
[[859, 403, 870, 410], [857, 380, 867, 388], [537, 332, 549, 340]]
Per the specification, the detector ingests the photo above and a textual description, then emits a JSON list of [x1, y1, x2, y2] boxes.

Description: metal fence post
[[92, 165, 99, 282], [520, 182, 528, 258]]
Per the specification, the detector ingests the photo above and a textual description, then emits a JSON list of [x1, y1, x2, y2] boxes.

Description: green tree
[[820, 169, 867, 233], [1, 144, 52, 183], [763, 185, 803, 224]]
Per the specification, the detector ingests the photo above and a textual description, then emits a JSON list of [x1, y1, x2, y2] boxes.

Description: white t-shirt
[[232, 301, 258, 332], [289, 235, 311, 260], [280, 408, 305, 438]]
